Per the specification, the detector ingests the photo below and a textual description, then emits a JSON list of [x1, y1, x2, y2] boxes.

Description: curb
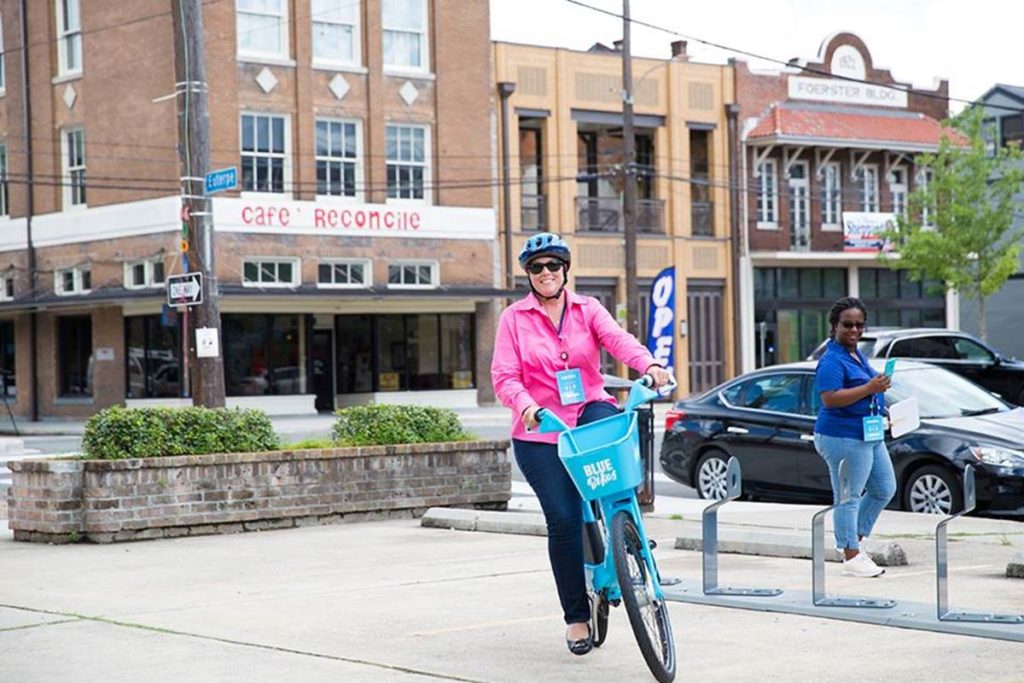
[[420, 508, 909, 566]]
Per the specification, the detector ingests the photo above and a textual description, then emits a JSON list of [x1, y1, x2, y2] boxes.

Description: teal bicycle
[[536, 375, 676, 683]]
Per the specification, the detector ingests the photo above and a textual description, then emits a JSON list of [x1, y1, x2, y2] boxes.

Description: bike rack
[[811, 459, 896, 609], [936, 465, 1024, 624], [702, 457, 782, 597]]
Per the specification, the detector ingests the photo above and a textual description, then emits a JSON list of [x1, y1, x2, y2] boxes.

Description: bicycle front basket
[[557, 411, 642, 501]]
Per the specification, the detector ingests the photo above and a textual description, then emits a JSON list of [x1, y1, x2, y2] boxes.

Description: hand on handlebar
[[644, 365, 673, 389]]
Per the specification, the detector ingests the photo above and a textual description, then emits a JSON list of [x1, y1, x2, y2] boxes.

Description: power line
[[563, 0, 1024, 115]]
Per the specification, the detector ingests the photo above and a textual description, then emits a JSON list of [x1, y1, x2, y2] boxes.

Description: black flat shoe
[[566, 624, 593, 656]]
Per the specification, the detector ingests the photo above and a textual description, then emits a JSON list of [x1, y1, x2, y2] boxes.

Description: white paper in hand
[[889, 396, 920, 438]]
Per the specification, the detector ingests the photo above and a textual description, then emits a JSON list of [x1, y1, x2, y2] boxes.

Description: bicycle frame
[[585, 490, 665, 604]]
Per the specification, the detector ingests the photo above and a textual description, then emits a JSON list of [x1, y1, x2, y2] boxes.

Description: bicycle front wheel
[[611, 510, 676, 683]]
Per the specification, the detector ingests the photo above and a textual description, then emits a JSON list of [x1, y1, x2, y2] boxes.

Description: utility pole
[[621, 0, 640, 343], [171, 0, 225, 407]]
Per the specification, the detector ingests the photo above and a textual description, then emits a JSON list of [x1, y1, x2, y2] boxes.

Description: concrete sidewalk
[[1, 500, 1021, 682]]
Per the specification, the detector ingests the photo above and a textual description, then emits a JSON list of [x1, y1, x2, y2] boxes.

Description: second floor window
[[386, 124, 428, 201], [237, 0, 288, 59], [312, 0, 359, 66], [63, 129, 86, 208], [821, 162, 842, 228], [57, 0, 82, 76], [388, 261, 436, 288], [242, 258, 300, 287], [316, 119, 359, 197], [125, 258, 166, 289], [318, 259, 370, 288], [55, 266, 91, 296], [859, 165, 879, 213], [889, 166, 908, 216], [0, 275, 13, 301], [756, 159, 778, 226], [1001, 114, 1024, 150], [241, 114, 287, 193], [382, 0, 428, 71], [0, 142, 8, 217]]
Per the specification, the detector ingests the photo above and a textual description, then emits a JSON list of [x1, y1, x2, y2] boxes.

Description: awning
[[746, 103, 961, 152]]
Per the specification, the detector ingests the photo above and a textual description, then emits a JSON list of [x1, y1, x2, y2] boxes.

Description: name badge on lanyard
[[862, 396, 884, 442]]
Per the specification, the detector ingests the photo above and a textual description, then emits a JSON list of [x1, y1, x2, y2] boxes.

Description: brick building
[[493, 40, 738, 395], [735, 32, 958, 370], [0, 0, 499, 419]]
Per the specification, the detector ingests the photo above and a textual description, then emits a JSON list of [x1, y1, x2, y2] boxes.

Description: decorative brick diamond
[[63, 84, 77, 110], [399, 80, 419, 106], [255, 67, 278, 94], [328, 74, 350, 101]]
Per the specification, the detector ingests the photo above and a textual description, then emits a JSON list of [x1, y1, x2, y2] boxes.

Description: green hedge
[[82, 406, 280, 460], [332, 404, 471, 446]]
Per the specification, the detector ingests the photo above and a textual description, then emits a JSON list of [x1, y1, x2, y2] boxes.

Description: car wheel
[[695, 450, 732, 500], [902, 464, 963, 515]]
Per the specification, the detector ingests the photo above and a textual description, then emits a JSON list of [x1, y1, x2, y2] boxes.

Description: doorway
[[311, 329, 334, 412]]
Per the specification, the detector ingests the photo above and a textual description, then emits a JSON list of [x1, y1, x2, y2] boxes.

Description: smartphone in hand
[[884, 358, 897, 377]]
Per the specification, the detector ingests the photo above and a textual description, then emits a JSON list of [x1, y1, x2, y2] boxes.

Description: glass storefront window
[[878, 269, 899, 299], [125, 314, 182, 398], [407, 314, 440, 390], [376, 315, 407, 391], [58, 315, 92, 396], [222, 314, 303, 396], [441, 314, 474, 389], [823, 269, 845, 299], [779, 269, 799, 299], [0, 320, 14, 397], [799, 269, 822, 298], [337, 315, 373, 393]]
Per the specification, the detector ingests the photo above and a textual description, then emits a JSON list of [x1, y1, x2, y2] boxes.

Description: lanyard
[[556, 302, 570, 369]]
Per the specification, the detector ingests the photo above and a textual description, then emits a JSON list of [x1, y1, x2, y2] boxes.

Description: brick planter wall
[[7, 440, 510, 543]]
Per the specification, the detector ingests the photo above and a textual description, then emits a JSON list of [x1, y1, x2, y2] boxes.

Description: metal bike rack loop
[[811, 459, 896, 609], [702, 457, 782, 597], [936, 465, 1024, 624]]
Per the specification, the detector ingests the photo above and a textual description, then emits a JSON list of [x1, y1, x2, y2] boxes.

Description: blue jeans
[[813, 433, 897, 551], [513, 400, 620, 625]]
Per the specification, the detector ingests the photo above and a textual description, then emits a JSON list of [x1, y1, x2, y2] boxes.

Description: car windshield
[[886, 366, 1009, 419]]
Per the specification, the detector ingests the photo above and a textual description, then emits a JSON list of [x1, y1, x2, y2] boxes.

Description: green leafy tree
[[882, 107, 1024, 340]]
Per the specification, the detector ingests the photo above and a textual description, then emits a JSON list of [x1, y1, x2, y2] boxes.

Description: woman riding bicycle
[[491, 232, 671, 656]]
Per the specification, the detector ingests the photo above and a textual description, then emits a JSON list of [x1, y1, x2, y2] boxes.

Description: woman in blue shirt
[[813, 297, 897, 578]]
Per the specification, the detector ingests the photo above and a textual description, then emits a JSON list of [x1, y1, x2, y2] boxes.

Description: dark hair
[[827, 297, 867, 338]]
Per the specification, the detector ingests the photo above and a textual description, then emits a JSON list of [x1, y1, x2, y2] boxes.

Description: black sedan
[[660, 360, 1024, 515]]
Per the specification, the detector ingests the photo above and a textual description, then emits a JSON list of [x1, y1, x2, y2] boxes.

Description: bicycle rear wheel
[[611, 510, 676, 683]]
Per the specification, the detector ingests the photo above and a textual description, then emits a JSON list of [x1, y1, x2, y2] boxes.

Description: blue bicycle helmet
[[518, 232, 571, 268]]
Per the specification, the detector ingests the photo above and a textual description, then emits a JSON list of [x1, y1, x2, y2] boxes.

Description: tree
[[882, 107, 1024, 340]]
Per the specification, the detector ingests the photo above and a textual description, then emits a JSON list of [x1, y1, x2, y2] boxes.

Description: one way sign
[[166, 272, 203, 307]]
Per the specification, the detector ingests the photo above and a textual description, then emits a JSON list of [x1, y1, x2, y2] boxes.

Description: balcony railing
[[691, 201, 714, 237], [575, 197, 665, 234], [520, 194, 547, 232]]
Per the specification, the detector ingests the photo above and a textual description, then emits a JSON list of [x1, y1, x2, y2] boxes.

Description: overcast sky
[[490, 0, 1020, 113]]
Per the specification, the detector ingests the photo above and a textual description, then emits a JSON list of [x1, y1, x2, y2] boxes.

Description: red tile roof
[[747, 105, 963, 149]]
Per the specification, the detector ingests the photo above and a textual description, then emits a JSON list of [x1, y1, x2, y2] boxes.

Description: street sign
[[166, 272, 203, 307], [204, 167, 237, 194]]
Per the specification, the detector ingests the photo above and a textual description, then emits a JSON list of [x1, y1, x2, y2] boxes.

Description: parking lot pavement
[[0, 507, 1022, 682]]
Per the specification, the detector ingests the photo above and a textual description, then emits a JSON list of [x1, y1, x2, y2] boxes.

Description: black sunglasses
[[840, 321, 866, 330], [527, 260, 564, 275]]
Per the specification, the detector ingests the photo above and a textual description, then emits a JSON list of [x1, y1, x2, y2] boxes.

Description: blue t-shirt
[[814, 339, 880, 439]]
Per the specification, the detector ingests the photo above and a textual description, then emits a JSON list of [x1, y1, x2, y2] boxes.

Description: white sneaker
[[842, 552, 884, 578]]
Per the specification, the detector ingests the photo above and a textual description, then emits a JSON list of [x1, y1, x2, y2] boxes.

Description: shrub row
[[82, 406, 279, 460], [332, 404, 472, 446]]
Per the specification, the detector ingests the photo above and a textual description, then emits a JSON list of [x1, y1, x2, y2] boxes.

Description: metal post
[[936, 466, 1023, 623], [621, 0, 640, 344], [812, 459, 896, 608], [498, 82, 517, 293], [171, 0, 224, 407], [702, 457, 782, 596], [18, 0, 39, 422]]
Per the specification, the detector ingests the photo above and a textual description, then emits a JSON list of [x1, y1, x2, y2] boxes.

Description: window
[[382, 0, 428, 71], [387, 260, 436, 288], [735, 373, 803, 414], [124, 258, 166, 289], [56, 0, 82, 76], [859, 164, 879, 212], [312, 0, 359, 66], [951, 337, 995, 362], [318, 259, 370, 288], [315, 119, 360, 198], [0, 142, 8, 217], [241, 114, 287, 193], [890, 336, 957, 360], [386, 124, 429, 201], [63, 128, 86, 208], [242, 257, 300, 287], [918, 169, 935, 229], [58, 315, 92, 397], [55, 266, 90, 295], [821, 162, 842, 229], [236, 0, 288, 59], [222, 314, 304, 396], [125, 315, 182, 399], [0, 274, 13, 301], [1001, 114, 1024, 150], [889, 166, 907, 216], [0, 320, 14, 397], [756, 159, 778, 226]]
